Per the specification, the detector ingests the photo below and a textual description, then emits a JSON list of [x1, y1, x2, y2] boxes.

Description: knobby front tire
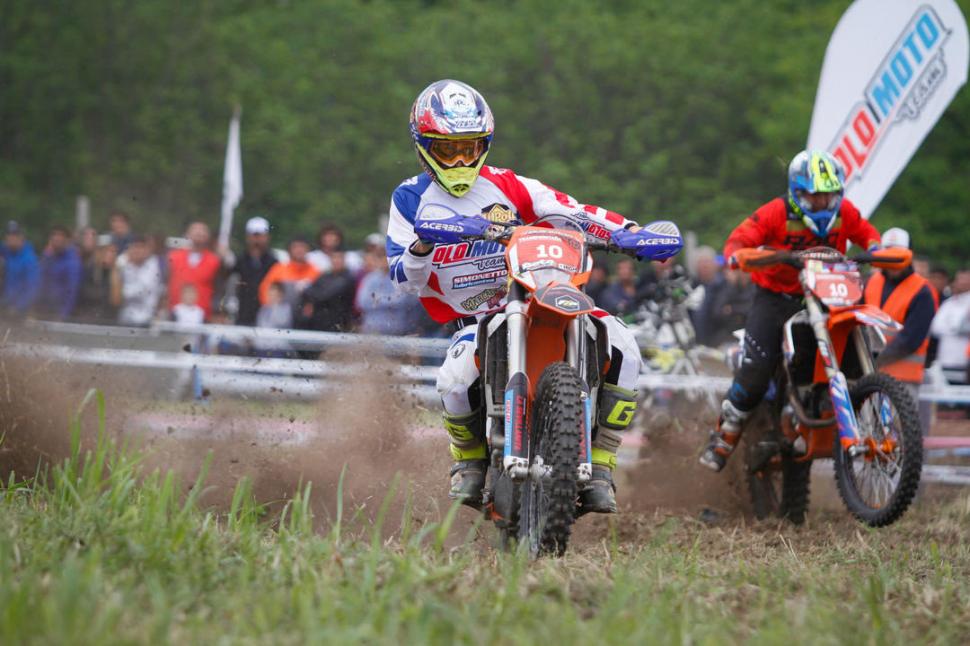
[[518, 362, 584, 558], [833, 373, 922, 527]]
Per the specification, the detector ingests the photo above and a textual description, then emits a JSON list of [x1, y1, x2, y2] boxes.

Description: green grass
[[1, 390, 969, 645]]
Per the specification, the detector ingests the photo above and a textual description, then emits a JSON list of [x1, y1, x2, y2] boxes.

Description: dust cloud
[[1, 350, 943, 548]]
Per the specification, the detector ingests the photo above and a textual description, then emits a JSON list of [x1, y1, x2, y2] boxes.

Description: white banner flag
[[807, 0, 968, 218], [218, 107, 243, 249]]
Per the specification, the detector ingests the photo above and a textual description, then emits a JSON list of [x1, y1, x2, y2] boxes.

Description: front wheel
[[518, 362, 584, 558], [833, 373, 922, 527]]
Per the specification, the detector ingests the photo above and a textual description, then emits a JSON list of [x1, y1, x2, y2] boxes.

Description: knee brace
[[592, 384, 638, 470], [443, 409, 486, 461], [598, 383, 638, 430]]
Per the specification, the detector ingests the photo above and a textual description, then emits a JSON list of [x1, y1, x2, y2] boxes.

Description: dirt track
[[1, 355, 965, 549]]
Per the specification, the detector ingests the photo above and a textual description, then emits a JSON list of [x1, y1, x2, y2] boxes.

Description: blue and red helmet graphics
[[410, 79, 494, 138], [409, 80, 495, 197]]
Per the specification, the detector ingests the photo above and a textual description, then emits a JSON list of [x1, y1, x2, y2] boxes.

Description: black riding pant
[[727, 286, 805, 412]]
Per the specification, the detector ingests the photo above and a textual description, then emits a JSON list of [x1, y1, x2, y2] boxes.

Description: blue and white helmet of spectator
[[409, 80, 494, 198], [787, 149, 845, 238]]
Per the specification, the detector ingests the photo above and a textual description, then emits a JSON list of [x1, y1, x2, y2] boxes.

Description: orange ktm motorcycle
[[452, 217, 682, 557], [733, 246, 922, 527]]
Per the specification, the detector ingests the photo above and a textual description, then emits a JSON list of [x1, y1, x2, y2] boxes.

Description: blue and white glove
[[414, 210, 490, 246], [610, 220, 684, 261]]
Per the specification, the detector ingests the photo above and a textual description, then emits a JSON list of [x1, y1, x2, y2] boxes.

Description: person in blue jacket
[[0, 221, 40, 317], [37, 225, 83, 320]]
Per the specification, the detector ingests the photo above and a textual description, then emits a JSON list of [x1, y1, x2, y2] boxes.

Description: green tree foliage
[[0, 0, 967, 265]]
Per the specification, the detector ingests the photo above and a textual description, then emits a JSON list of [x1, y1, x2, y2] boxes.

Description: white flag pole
[[218, 106, 243, 250]]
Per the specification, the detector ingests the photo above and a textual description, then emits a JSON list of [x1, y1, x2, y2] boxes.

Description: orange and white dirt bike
[[734, 246, 923, 527], [453, 217, 682, 557]]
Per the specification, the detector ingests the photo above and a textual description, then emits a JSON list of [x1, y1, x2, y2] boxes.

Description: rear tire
[[518, 362, 583, 558], [747, 460, 812, 525], [744, 405, 811, 525], [833, 373, 922, 527]]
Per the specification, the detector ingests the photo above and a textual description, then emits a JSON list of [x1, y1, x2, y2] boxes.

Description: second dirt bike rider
[[386, 79, 683, 513], [699, 150, 882, 472]]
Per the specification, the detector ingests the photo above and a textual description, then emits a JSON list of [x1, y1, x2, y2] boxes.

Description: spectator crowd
[[2, 214, 970, 388], [0, 214, 433, 348]]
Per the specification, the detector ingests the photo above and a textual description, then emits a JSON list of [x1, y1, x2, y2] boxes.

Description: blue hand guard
[[414, 212, 491, 245], [611, 220, 684, 261]]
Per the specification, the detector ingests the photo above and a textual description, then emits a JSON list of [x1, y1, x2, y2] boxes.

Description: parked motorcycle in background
[[631, 267, 726, 433]]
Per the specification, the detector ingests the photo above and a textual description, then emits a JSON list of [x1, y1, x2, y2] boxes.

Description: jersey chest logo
[[432, 239, 505, 266], [481, 203, 518, 224], [782, 231, 841, 250]]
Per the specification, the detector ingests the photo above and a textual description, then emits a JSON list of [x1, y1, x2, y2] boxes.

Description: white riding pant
[[436, 312, 642, 415]]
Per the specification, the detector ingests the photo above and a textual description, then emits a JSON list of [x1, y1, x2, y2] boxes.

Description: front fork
[[501, 287, 593, 482], [806, 297, 864, 454], [502, 295, 530, 479], [569, 316, 593, 483]]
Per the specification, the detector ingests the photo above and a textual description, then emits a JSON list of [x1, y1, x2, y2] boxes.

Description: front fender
[[530, 283, 595, 318], [828, 304, 902, 334]]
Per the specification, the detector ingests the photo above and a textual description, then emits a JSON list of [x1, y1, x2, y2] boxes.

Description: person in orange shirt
[[258, 237, 320, 307]]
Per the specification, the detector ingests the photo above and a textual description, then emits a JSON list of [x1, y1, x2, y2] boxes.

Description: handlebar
[[737, 246, 912, 271], [471, 221, 641, 258], [586, 237, 640, 258], [741, 250, 806, 270]]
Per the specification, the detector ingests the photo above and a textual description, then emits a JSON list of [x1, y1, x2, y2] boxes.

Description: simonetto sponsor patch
[[452, 268, 508, 289]]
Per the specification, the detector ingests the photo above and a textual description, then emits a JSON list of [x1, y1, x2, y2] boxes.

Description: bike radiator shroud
[[783, 311, 867, 388], [476, 312, 610, 417]]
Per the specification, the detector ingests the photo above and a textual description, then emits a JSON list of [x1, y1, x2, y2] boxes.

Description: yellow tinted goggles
[[428, 137, 487, 167]]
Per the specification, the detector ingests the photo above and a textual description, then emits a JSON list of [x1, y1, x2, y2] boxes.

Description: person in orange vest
[[863, 227, 938, 433]]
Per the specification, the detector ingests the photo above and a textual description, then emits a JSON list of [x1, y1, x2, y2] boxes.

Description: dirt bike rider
[[386, 79, 683, 512], [698, 150, 881, 472]]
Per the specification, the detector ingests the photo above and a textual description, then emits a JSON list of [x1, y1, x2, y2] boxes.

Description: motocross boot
[[449, 460, 488, 507], [444, 409, 487, 508], [578, 464, 617, 515], [578, 385, 637, 515], [698, 399, 750, 472]]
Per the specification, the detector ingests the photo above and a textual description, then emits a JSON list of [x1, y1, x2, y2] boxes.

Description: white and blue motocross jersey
[[386, 166, 635, 323]]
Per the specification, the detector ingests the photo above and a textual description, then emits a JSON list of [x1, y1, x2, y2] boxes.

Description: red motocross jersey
[[724, 197, 881, 295]]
